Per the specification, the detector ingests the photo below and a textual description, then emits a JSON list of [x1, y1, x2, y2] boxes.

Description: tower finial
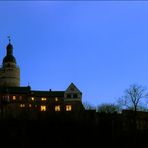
[[7, 36, 11, 43]]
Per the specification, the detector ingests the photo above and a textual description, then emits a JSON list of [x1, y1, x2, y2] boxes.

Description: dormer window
[[73, 94, 78, 98], [70, 87, 74, 91], [67, 94, 71, 98]]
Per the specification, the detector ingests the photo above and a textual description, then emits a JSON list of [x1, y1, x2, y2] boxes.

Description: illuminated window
[[55, 105, 60, 112], [31, 97, 35, 101], [41, 97, 47, 101], [35, 105, 37, 108], [20, 104, 25, 108], [55, 97, 58, 102], [40, 105, 46, 111], [13, 96, 16, 100], [66, 105, 72, 111], [29, 104, 32, 107]]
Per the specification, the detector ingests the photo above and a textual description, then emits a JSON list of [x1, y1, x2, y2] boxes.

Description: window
[[66, 105, 72, 111], [19, 96, 22, 100], [67, 94, 71, 98], [3, 95, 9, 101], [40, 105, 46, 111], [70, 88, 74, 91], [20, 104, 25, 108], [31, 97, 35, 101], [13, 96, 16, 100], [73, 94, 78, 98], [55, 97, 58, 102], [55, 105, 60, 112], [41, 97, 47, 101], [29, 104, 32, 107]]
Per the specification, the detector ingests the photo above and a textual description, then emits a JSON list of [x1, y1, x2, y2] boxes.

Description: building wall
[[0, 90, 85, 119]]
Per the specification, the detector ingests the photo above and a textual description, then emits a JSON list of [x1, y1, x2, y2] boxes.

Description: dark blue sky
[[0, 1, 148, 106]]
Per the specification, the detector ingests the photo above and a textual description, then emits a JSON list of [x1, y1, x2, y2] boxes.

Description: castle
[[0, 39, 84, 118]]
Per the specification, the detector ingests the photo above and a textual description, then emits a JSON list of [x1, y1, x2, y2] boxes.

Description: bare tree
[[97, 103, 120, 113], [83, 101, 95, 110], [118, 84, 148, 112]]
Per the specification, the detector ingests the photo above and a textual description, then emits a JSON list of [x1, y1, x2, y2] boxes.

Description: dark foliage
[[0, 111, 148, 148]]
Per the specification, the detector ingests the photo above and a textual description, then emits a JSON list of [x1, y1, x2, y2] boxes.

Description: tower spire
[[0, 38, 20, 87]]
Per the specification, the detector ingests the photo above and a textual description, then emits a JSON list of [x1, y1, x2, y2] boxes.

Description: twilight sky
[[0, 1, 148, 106]]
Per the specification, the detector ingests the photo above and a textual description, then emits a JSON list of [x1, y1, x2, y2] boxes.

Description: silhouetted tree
[[118, 84, 148, 112], [97, 103, 120, 113]]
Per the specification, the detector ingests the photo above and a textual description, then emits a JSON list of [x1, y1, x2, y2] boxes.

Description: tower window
[[55, 105, 60, 112], [66, 105, 72, 111], [40, 105, 46, 111]]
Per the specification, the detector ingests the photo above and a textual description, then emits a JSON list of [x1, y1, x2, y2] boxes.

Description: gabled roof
[[65, 83, 82, 94]]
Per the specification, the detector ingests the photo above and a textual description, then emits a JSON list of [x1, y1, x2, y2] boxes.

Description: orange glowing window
[[66, 105, 72, 111], [41, 98, 47, 101], [40, 105, 46, 111], [31, 97, 35, 101], [20, 104, 25, 108], [13, 96, 16, 100], [55, 97, 58, 102], [55, 105, 60, 112]]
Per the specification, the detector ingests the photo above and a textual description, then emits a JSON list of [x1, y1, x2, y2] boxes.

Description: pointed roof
[[65, 83, 82, 94], [2, 38, 16, 64]]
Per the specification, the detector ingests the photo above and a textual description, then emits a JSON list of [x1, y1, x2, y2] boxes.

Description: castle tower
[[0, 39, 20, 87]]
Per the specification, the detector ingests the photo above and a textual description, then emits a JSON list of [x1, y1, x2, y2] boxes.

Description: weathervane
[[7, 36, 11, 43]]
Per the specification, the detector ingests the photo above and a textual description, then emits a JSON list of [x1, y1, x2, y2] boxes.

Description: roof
[[0, 86, 65, 97], [0, 86, 31, 94], [65, 83, 82, 94], [3, 55, 16, 64], [31, 90, 65, 97]]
